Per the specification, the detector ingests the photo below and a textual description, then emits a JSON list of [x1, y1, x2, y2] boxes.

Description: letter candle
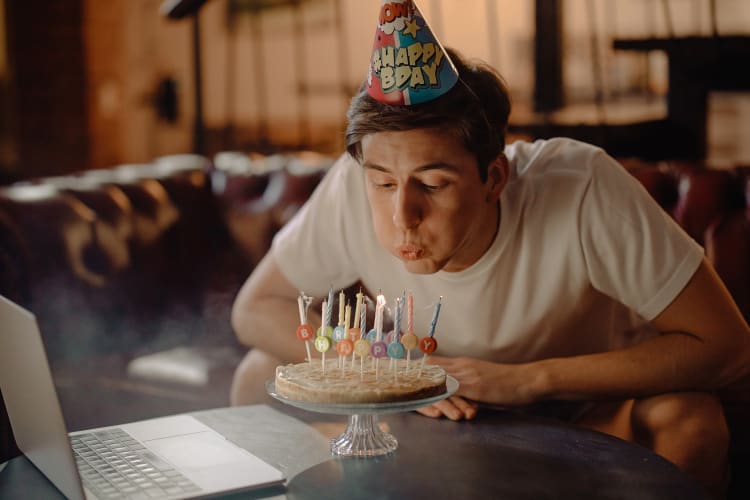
[[315, 299, 332, 373], [296, 292, 314, 362], [332, 290, 348, 343], [353, 301, 370, 378], [350, 291, 363, 368], [336, 304, 353, 374], [418, 297, 442, 376], [371, 294, 387, 379], [317, 287, 334, 338], [388, 296, 405, 374], [401, 292, 418, 370]]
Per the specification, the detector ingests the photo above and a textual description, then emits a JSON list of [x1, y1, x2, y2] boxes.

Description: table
[[0, 403, 707, 499]]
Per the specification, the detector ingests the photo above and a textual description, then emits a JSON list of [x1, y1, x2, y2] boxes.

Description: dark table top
[[0, 403, 707, 500]]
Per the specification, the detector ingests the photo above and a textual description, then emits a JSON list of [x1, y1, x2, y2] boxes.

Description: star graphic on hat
[[402, 18, 421, 39]]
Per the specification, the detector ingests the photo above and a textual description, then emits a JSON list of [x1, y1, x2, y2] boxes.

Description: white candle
[[375, 294, 386, 341], [338, 290, 346, 325], [297, 295, 306, 324], [321, 300, 327, 329]]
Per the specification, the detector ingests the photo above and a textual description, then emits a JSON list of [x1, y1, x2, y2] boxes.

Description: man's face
[[361, 128, 504, 274]]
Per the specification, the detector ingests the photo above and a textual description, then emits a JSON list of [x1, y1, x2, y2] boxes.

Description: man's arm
[[231, 252, 321, 363], [430, 258, 750, 411]]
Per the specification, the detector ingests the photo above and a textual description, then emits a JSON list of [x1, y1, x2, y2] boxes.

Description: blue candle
[[427, 297, 442, 338], [360, 301, 367, 331], [325, 286, 333, 326], [393, 297, 402, 339]]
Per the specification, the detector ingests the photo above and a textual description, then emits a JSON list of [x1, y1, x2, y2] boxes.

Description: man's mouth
[[397, 245, 424, 261]]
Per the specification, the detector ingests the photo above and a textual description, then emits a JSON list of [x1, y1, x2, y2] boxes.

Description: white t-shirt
[[272, 138, 704, 362]]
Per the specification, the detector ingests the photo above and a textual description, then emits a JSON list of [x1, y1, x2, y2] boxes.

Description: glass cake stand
[[266, 376, 458, 457]]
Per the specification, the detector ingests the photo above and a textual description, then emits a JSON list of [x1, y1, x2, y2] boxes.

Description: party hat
[[367, 0, 459, 105]]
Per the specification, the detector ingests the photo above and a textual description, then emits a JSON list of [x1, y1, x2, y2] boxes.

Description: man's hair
[[345, 47, 511, 182]]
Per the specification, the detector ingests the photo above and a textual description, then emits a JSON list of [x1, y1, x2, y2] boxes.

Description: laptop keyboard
[[71, 428, 202, 499]]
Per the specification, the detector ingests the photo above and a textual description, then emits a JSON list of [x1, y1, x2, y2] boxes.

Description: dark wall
[[4, 0, 89, 179]]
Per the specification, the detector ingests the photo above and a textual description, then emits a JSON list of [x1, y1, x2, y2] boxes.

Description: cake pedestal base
[[330, 414, 397, 457]]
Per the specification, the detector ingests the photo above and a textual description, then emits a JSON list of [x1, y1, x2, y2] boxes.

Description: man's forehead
[[362, 129, 467, 156], [360, 129, 475, 174], [362, 160, 461, 174]]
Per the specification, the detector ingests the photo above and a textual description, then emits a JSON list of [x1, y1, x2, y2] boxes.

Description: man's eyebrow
[[361, 162, 461, 173]]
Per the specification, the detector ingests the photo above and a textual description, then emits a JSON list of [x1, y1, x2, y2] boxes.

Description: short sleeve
[[579, 149, 704, 320], [272, 154, 365, 296]]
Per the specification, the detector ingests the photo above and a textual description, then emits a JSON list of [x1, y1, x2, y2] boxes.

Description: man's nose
[[392, 186, 422, 230]]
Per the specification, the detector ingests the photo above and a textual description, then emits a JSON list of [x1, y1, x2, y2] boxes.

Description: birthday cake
[[281, 289, 445, 404], [274, 359, 447, 404]]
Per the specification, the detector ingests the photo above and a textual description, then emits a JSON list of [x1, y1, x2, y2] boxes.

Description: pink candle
[[407, 293, 414, 334]]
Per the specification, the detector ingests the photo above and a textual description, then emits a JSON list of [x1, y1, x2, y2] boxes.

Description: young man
[[231, 4, 750, 496]]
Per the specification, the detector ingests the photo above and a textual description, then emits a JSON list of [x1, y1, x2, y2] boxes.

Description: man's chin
[[401, 259, 440, 275]]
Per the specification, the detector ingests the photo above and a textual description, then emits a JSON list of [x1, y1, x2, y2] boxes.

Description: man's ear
[[485, 154, 509, 202]]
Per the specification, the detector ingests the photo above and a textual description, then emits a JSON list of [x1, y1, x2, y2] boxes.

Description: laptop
[[0, 295, 285, 499]]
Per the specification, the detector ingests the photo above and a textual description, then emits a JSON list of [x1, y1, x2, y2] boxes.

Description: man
[[231, 3, 750, 496]]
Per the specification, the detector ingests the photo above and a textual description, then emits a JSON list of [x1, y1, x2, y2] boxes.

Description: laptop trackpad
[[145, 432, 284, 490]]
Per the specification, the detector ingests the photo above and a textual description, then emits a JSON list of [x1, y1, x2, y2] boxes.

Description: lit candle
[[375, 294, 386, 341]]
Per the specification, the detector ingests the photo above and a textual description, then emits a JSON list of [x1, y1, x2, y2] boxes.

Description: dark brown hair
[[345, 47, 511, 181]]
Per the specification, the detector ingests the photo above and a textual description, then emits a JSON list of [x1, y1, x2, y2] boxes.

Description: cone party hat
[[367, 0, 459, 105]]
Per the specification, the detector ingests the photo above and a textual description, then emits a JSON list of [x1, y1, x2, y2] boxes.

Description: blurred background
[[1, 0, 749, 182]]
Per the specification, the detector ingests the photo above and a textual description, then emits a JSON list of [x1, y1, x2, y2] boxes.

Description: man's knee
[[631, 392, 729, 453], [230, 349, 281, 406]]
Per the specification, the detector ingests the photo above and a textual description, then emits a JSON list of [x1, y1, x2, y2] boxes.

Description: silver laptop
[[0, 295, 285, 499]]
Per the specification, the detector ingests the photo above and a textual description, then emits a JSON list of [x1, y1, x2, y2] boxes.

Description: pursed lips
[[397, 244, 424, 260]]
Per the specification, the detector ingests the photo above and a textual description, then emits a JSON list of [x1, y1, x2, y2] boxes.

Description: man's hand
[[415, 355, 542, 420], [417, 395, 478, 420]]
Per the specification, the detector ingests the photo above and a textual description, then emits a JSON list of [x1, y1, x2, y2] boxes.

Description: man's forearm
[[232, 296, 322, 364], [529, 331, 739, 403]]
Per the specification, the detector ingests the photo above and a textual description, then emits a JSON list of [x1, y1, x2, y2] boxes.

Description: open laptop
[[0, 295, 285, 499]]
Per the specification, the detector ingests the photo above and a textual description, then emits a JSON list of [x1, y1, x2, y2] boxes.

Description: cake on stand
[[266, 376, 458, 457]]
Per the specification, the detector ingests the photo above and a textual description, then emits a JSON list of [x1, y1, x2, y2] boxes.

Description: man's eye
[[370, 178, 395, 189], [421, 182, 446, 192]]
